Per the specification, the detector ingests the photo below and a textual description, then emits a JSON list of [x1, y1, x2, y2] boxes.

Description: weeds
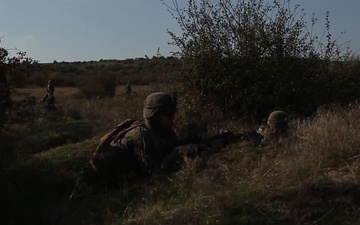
[[1, 89, 360, 224]]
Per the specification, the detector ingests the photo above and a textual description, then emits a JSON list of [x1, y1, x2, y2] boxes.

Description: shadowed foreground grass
[[1, 138, 359, 225]]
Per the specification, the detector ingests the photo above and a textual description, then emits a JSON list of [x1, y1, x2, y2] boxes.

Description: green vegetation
[[1, 0, 360, 224], [2, 91, 360, 225], [22, 57, 180, 88], [165, 0, 358, 122], [18, 119, 94, 153]]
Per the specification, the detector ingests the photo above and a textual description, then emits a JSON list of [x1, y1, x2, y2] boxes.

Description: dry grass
[[279, 105, 360, 187], [4, 87, 360, 225], [14, 85, 161, 134], [13, 86, 79, 102]]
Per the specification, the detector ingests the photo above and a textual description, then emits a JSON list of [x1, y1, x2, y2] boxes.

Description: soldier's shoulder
[[122, 123, 151, 141]]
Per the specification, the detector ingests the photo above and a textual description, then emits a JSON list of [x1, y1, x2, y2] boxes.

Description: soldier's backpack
[[90, 118, 147, 181]]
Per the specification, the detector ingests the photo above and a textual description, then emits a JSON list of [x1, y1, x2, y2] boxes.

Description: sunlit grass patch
[[15, 119, 94, 153], [3, 85, 360, 225], [14, 86, 80, 102], [35, 139, 98, 174]]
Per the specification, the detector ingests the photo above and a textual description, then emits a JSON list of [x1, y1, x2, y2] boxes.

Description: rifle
[[179, 130, 262, 153], [162, 130, 262, 172]]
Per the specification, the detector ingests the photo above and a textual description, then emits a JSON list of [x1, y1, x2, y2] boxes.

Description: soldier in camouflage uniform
[[40, 80, 55, 107], [256, 110, 289, 147], [70, 92, 179, 200], [125, 81, 132, 96], [70, 104, 289, 200]]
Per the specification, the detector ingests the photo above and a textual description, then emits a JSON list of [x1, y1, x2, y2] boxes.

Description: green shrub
[[0, 42, 34, 156], [165, 0, 353, 122]]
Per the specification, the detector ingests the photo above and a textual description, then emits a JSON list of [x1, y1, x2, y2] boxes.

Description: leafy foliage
[[0, 40, 35, 155], [21, 58, 180, 87], [164, 0, 355, 122]]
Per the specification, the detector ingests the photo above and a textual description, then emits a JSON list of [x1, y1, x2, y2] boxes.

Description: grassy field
[[1, 86, 360, 225], [13, 85, 156, 102]]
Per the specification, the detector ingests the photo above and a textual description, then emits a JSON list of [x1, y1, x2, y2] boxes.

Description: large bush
[[0, 43, 34, 156], [164, 0, 355, 122]]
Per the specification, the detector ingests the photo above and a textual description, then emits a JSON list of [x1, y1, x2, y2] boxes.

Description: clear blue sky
[[1, 0, 359, 63]]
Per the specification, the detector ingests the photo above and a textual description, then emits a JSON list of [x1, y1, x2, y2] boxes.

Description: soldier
[[47, 80, 55, 96], [170, 109, 289, 156], [256, 110, 289, 147], [40, 80, 55, 107], [70, 92, 179, 200], [125, 81, 132, 96]]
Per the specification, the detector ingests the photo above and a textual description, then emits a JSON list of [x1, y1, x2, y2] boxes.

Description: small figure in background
[[125, 81, 131, 96], [40, 80, 55, 108]]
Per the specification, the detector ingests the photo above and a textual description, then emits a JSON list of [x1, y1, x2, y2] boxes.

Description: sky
[[1, 0, 359, 63]]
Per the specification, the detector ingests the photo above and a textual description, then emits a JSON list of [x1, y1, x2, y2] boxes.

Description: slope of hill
[[1, 90, 360, 225]]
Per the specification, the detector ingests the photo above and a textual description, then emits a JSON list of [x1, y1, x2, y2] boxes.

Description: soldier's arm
[[175, 130, 263, 154], [132, 137, 151, 176], [161, 131, 263, 173], [121, 128, 154, 176]]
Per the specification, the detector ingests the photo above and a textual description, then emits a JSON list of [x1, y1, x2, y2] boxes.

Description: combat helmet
[[267, 110, 289, 130], [143, 92, 177, 118]]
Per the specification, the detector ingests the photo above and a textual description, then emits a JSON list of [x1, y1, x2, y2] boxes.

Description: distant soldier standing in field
[[40, 79, 55, 108], [125, 80, 132, 96]]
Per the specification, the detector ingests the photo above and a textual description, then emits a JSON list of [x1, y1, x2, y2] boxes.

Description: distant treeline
[[8, 56, 180, 87]]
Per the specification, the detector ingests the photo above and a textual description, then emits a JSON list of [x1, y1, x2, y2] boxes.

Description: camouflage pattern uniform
[[70, 92, 178, 200], [40, 80, 55, 107], [159, 111, 289, 170], [47, 80, 55, 107], [125, 81, 131, 96], [256, 110, 289, 147]]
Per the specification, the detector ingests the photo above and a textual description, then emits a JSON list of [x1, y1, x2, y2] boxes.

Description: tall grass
[[109, 103, 360, 224], [284, 104, 360, 187], [14, 85, 159, 134], [240, 103, 360, 192], [4, 87, 360, 225]]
